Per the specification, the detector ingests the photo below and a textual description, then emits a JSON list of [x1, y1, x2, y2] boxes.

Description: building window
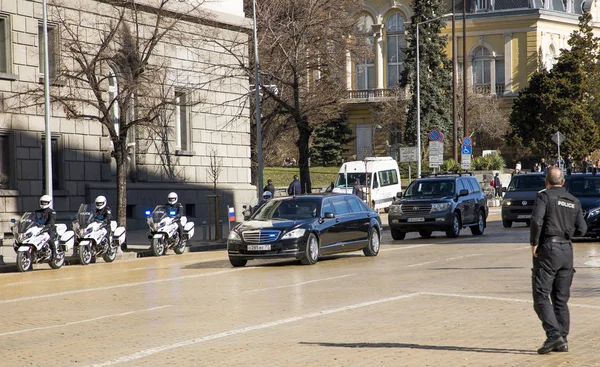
[[41, 136, 62, 191], [175, 91, 190, 151], [38, 24, 58, 81], [386, 12, 406, 88], [476, 0, 488, 11], [0, 14, 11, 74], [472, 46, 492, 87], [355, 14, 375, 90], [108, 68, 120, 135], [544, 45, 556, 70], [0, 134, 11, 189]]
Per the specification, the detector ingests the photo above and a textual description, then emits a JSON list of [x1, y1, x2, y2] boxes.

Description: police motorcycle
[[72, 204, 126, 265], [145, 205, 195, 256], [10, 213, 74, 272]]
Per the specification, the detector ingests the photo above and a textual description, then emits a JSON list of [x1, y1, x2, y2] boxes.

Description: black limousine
[[227, 194, 382, 267]]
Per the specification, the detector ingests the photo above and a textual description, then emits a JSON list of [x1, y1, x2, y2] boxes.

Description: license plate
[[517, 215, 531, 219], [391, 219, 399, 223], [407, 217, 425, 222], [247, 245, 271, 251]]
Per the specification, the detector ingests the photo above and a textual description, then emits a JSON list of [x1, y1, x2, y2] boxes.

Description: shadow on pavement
[[298, 341, 535, 355]]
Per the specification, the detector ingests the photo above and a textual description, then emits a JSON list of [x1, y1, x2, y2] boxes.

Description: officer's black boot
[[553, 337, 568, 352], [537, 336, 566, 354]]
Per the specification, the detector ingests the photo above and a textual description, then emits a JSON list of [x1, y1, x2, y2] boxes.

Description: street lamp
[[251, 0, 263, 197], [372, 124, 382, 156], [415, 13, 453, 178]]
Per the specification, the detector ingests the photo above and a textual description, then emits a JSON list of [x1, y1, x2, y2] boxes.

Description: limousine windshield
[[253, 198, 322, 221]]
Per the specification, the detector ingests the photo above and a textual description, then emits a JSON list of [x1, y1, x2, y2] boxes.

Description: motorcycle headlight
[[19, 232, 33, 242], [85, 227, 93, 235], [282, 228, 306, 239], [431, 203, 451, 212], [228, 231, 241, 241], [503, 200, 512, 206], [389, 205, 402, 214]]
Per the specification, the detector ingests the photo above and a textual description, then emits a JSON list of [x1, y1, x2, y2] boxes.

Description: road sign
[[428, 129, 441, 141], [437, 132, 444, 142], [462, 136, 472, 146], [399, 147, 418, 162], [461, 145, 472, 155], [552, 131, 565, 145], [429, 141, 444, 168], [461, 153, 471, 170]]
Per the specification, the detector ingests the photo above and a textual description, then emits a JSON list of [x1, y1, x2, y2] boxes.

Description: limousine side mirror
[[502, 187, 507, 192], [324, 212, 335, 219], [459, 189, 469, 197], [396, 191, 403, 198]]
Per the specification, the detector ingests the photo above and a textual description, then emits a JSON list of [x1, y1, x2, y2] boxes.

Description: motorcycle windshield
[[151, 205, 170, 224], [76, 204, 95, 226], [17, 212, 41, 233]]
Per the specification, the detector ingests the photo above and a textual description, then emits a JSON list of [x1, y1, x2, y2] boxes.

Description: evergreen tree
[[507, 12, 600, 161], [401, 0, 453, 149], [309, 116, 354, 167]]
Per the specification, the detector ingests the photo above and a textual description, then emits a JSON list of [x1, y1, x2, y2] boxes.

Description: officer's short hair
[[546, 167, 564, 186]]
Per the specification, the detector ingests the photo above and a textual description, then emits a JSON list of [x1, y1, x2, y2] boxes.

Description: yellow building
[[347, 0, 600, 160]]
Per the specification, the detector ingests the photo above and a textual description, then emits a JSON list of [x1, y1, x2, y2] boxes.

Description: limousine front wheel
[[301, 233, 319, 265], [363, 229, 380, 257]]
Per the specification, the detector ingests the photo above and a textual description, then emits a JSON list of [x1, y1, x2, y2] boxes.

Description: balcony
[[472, 84, 506, 96], [347, 88, 400, 102]]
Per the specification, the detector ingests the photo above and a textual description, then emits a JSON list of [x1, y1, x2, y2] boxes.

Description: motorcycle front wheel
[[16, 251, 32, 272], [103, 245, 118, 263], [49, 251, 65, 269], [79, 245, 92, 265], [152, 238, 165, 257], [173, 240, 186, 255]]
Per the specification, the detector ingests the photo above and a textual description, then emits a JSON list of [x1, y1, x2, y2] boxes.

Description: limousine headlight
[[587, 208, 600, 218], [228, 231, 241, 241], [282, 228, 306, 239], [503, 200, 512, 206], [389, 205, 402, 214], [431, 203, 451, 212]]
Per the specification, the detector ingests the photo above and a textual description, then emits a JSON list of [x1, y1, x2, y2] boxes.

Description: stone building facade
[[0, 0, 255, 234]]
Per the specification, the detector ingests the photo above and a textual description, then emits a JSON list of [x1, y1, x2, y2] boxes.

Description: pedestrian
[[565, 154, 573, 175], [530, 167, 587, 354], [352, 179, 363, 200], [557, 156, 564, 171], [493, 173, 503, 198], [540, 158, 548, 172], [583, 155, 591, 173], [264, 179, 275, 197], [515, 161, 522, 174], [287, 174, 301, 196]]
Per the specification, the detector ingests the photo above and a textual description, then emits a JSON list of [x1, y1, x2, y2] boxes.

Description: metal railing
[[347, 89, 398, 100]]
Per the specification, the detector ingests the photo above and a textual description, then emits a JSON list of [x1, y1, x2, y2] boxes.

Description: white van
[[332, 157, 402, 211]]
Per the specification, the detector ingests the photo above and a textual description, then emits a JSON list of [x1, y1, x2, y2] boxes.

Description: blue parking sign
[[461, 145, 472, 155]]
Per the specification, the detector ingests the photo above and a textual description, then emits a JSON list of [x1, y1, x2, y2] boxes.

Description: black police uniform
[[34, 207, 57, 253], [530, 186, 587, 344], [95, 207, 113, 239], [166, 202, 184, 238]]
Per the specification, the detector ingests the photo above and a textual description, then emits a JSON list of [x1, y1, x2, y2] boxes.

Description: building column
[[372, 24, 384, 89], [346, 49, 353, 92], [503, 33, 512, 95]]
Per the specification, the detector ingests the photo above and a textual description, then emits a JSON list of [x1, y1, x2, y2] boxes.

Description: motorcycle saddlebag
[[183, 222, 195, 240]]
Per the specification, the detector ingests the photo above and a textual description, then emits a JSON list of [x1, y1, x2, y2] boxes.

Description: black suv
[[564, 173, 600, 238], [501, 173, 546, 228], [388, 173, 488, 239]]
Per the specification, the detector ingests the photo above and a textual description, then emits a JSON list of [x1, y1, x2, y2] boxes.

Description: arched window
[[472, 46, 492, 87], [108, 68, 120, 135], [355, 13, 375, 90], [386, 12, 406, 88], [545, 45, 556, 70]]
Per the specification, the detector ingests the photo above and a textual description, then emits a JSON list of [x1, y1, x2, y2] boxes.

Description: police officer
[[253, 191, 272, 213], [35, 195, 58, 257], [166, 192, 184, 240], [530, 167, 587, 354], [94, 196, 113, 241]]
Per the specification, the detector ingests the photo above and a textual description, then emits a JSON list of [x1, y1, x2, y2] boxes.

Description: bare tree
[[220, 0, 365, 193], [13, 0, 212, 225], [206, 146, 223, 193]]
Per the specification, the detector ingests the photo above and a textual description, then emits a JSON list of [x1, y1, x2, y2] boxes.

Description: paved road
[[1, 212, 600, 366]]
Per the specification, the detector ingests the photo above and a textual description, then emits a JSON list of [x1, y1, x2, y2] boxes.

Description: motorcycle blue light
[[145, 210, 151, 217], [169, 211, 176, 216]]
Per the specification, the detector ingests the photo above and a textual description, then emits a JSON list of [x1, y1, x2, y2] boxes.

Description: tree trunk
[[296, 121, 312, 194], [114, 139, 128, 227]]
